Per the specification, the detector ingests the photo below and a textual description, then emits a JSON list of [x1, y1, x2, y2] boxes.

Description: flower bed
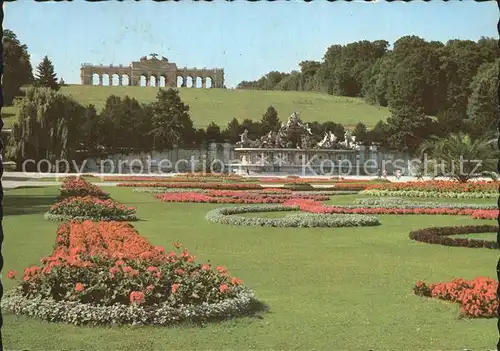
[[414, 277, 497, 318], [365, 180, 498, 194], [60, 176, 109, 198], [155, 191, 330, 204], [360, 189, 496, 199], [205, 205, 380, 228], [44, 196, 137, 221], [471, 210, 499, 220], [3, 220, 260, 326], [353, 198, 496, 210], [284, 199, 497, 218], [118, 182, 262, 190], [408, 224, 498, 249]]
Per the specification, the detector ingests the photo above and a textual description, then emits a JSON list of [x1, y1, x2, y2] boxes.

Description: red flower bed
[[117, 182, 262, 190], [365, 180, 498, 193], [60, 176, 109, 198], [10, 220, 246, 309], [471, 210, 499, 220], [283, 199, 492, 218], [414, 277, 498, 318], [155, 191, 329, 204]]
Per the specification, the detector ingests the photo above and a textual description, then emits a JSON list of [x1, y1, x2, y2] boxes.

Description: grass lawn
[[2, 186, 498, 350], [2, 85, 390, 129]]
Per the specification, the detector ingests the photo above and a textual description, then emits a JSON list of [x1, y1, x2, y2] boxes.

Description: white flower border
[[205, 205, 380, 227], [2, 288, 261, 326], [43, 212, 137, 222]]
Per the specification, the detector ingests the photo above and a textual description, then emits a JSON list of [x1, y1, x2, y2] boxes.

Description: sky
[[4, 1, 498, 88]]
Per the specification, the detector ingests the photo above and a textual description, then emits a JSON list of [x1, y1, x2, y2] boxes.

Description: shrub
[[414, 277, 497, 318], [282, 183, 315, 191], [3, 220, 260, 325], [408, 225, 498, 249], [205, 205, 380, 228], [44, 196, 137, 221], [60, 176, 109, 198]]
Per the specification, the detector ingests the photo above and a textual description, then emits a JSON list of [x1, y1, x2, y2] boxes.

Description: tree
[[352, 122, 368, 144], [35, 55, 60, 91], [3, 29, 34, 105], [222, 118, 242, 144], [466, 60, 498, 139], [261, 106, 280, 134], [205, 122, 222, 142], [418, 133, 498, 182], [7, 87, 85, 171], [150, 88, 195, 149]]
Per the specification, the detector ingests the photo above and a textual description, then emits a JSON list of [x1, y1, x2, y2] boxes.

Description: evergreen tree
[[222, 118, 242, 144], [352, 122, 368, 144], [150, 88, 194, 149], [35, 55, 60, 91], [260, 106, 280, 134], [206, 122, 222, 142]]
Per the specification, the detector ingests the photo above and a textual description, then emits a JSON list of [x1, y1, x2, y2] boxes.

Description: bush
[[60, 176, 109, 198], [205, 205, 380, 228], [44, 196, 137, 221], [408, 224, 498, 249], [283, 183, 315, 191], [3, 220, 260, 325]]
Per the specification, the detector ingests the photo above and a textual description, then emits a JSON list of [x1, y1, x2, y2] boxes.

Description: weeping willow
[[7, 87, 85, 172]]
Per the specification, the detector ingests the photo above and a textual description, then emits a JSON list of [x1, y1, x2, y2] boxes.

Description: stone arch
[[139, 74, 147, 87], [158, 75, 166, 87], [111, 73, 120, 86], [205, 77, 213, 88], [102, 73, 111, 86], [149, 76, 158, 87], [121, 74, 130, 86], [186, 76, 194, 88], [195, 77, 202, 88], [92, 73, 100, 86], [177, 76, 184, 88]]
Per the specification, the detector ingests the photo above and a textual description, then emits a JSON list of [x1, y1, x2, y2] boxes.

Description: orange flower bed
[[7, 220, 250, 317], [414, 277, 498, 318], [155, 191, 329, 204]]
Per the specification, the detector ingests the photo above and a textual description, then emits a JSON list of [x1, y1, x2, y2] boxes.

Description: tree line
[[237, 36, 499, 151]]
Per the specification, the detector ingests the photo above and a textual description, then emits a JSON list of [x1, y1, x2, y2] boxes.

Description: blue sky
[[4, 1, 498, 88]]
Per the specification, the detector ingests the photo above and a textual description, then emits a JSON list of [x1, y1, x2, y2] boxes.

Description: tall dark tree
[[222, 118, 242, 144], [3, 29, 34, 105], [150, 88, 194, 149], [205, 122, 222, 142], [352, 122, 368, 144], [260, 106, 280, 134], [35, 56, 60, 91], [466, 60, 499, 139]]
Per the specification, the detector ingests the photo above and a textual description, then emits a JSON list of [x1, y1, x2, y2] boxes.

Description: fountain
[[230, 112, 364, 176]]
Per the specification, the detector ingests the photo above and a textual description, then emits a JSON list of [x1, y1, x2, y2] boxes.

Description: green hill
[[2, 85, 390, 129]]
